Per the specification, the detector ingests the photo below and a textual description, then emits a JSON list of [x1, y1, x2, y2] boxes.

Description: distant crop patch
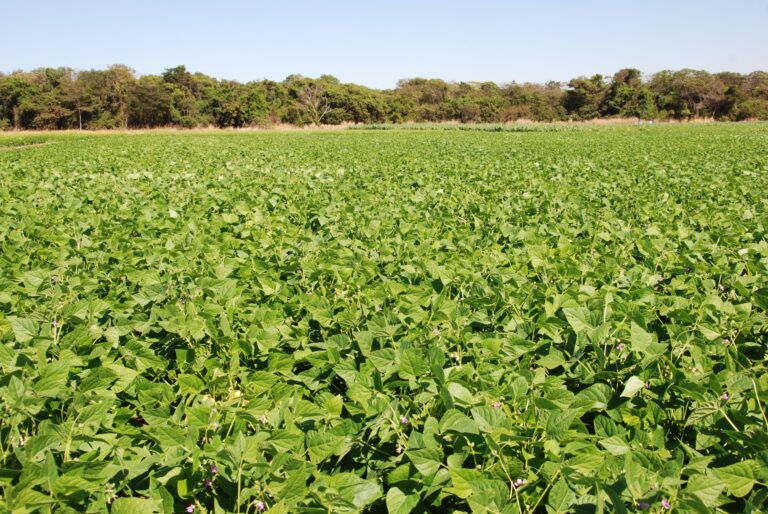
[[0, 125, 766, 513]]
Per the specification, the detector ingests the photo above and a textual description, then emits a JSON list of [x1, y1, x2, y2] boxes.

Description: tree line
[[1, 65, 767, 130]]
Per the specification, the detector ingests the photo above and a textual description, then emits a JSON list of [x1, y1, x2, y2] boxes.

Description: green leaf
[[325, 472, 382, 509], [576, 383, 614, 410], [445, 382, 475, 407], [547, 480, 575, 513], [34, 361, 69, 398], [10, 317, 39, 343], [276, 463, 308, 503], [111, 497, 162, 514], [399, 348, 428, 379], [686, 400, 721, 426], [715, 461, 756, 497], [599, 435, 630, 456], [307, 431, 346, 464], [406, 447, 443, 476], [624, 452, 652, 498], [467, 479, 508, 512], [439, 409, 479, 435], [448, 468, 484, 499], [386, 486, 419, 514], [684, 473, 724, 505], [620, 376, 645, 398], [545, 409, 578, 441], [630, 322, 653, 352], [563, 307, 593, 334], [177, 373, 205, 395], [268, 430, 304, 451]]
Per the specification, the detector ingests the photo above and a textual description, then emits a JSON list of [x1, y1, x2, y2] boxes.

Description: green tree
[[604, 69, 657, 118], [128, 76, 172, 127], [563, 75, 609, 119]]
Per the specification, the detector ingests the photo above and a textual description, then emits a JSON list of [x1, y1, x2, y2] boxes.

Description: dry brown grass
[[0, 117, 730, 135]]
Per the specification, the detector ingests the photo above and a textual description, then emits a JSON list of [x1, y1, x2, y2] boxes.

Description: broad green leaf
[[406, 447, 442, 476], [684, 473, 724, 505], [547, 480, 575, 513], [630, 322, 653, 352], [111, 498, 162, 514], [715, 461, 756, 497], [325, 472, 382, 509], [386, 487, 419, 514], [10, 317, 39, 343], [439, 409, 479, 434], [620, 376, 645, 399]]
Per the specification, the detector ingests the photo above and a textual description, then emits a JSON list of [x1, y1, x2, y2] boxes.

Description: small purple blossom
[[212, 422, 219, 430], [492, 401, 501, 409], [200, 436, 207, 444], [637, 502, 651, 510], [255, 500, 266, 511], [661, 498, 671, 510], [186, 505, 195, 513], [204, 478, 212, 488], [211, 465, 218, 474], [615, 343, 625, 351], [513, 478, 528, 488], [722, 392, 729, 401], [644, 381, 651, 389], [52, 319, 60, 328], [400, 415, 408, 425]]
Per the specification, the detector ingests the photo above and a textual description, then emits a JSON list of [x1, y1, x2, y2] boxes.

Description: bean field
[[1, 125, 767, 513]]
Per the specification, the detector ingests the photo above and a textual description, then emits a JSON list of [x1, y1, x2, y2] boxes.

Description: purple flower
[[255, 500, 266, 511], [722, 392, 729, 401], [52, 319, 60, 328], [615, 343, 625, 351], [492, 401, 501, 409], [661, 498, 671, 510], [637, 502, 651, 510], [186, 505, 195, 513], [211, 465, 218, 474], [400, 415, 408, 425], [212, 422, 219, 430], [644, 381, 651, 389], [513, 478, 528, 488], [200, 436, 207, 444], [204, 478, 212, 488]]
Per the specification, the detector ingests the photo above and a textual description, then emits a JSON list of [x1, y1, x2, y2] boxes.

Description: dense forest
[[1, 65, 767, 129]]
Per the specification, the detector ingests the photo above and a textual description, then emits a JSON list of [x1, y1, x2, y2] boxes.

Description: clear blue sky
[[2, 0, 766, 88]]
